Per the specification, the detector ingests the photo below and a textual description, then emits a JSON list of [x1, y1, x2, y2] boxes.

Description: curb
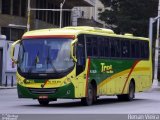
[[151, 87, 160, 91], [151, 84, 160, 91], [145, 86, 160, 93], [0, 86, 17, 89]]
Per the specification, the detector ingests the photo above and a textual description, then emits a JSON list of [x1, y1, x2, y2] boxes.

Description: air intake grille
[[29, 88, 57, 94]]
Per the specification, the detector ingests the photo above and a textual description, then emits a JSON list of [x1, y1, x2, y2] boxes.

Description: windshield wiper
[[28, 52, 39, 73], [46, 47, 58, 73]]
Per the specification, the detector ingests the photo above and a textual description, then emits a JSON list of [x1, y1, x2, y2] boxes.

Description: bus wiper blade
[[28, 52, 39, 73], [46, 48, 58, 73], [46, 56, 58, 73]]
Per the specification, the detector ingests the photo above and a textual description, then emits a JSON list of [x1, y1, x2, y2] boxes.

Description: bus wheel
[[81, 84, 93, 106], [93, 87, 97, 103], [117, 81, 135, 101], [38, 99, 49, 106], [126, 81, 135, 101], [117, 94, 125, 101]]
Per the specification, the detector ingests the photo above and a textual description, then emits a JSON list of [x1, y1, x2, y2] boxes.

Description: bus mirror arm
[[71, 39, 78, 63], [10, 40, 21, 64]]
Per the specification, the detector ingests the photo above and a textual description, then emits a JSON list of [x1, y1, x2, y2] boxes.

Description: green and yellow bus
[[11, 26, 152, 106]]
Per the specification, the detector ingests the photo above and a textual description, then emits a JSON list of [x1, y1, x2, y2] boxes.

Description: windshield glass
[[18, 38, 74, 74]]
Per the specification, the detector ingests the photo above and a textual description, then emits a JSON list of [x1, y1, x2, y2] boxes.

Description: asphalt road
[[0, 88, 160, 114]]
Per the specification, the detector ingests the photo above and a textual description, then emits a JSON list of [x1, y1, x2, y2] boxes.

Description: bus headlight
[[24, 79, 35, 84], [17, 77, 24, 85]]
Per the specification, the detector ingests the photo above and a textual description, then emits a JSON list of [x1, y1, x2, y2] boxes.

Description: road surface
[[0, 88, 160, 114]]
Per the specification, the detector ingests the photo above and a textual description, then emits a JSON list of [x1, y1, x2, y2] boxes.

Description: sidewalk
[[142, 85, 160, 93], [151, 86, 160, 91], [151, 81, 160, 92], [0, 86, 16, 89]]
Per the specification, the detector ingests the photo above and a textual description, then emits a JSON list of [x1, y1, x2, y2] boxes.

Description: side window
[[92, 36, 98, 56], [76, 34, 86, 76], [140, 41, 145, 58], [144, 41, 149, 59], [110, 39, 116, 57], [86, 35, 98, 57], [140, 41, 149, 59], [86, 36, 92, 56], [77, 34, 85, 65], [115, 39, 121, 57], [104, 37, 110, 57], [135, 41, 140, 58], [131, 40, 141, 59], [110, 38, 121, 58], [121, 40, 130, 58], [131, 41, 137, 58], [98, 37, 105, 57]]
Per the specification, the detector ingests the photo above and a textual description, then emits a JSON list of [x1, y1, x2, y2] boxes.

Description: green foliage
[[99, 0, 158, 37]]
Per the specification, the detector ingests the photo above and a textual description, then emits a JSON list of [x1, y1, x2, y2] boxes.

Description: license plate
[[38, 96, 48, 99]]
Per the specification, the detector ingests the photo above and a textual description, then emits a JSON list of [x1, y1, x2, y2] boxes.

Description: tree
[[99, 0, 158, 37]]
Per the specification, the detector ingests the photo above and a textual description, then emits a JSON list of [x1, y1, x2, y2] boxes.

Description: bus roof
[[22, 26, 149, 41]]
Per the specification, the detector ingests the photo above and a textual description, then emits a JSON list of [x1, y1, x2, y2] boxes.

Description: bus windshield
[[18, 38, 74, 74]]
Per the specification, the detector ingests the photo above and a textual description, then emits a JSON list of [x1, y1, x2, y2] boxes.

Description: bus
[[10, 26, 152, 106]]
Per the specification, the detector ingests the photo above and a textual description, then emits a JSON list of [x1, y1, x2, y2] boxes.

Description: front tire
[[38, 99, 49, 106], [81, 84, 94, 106]]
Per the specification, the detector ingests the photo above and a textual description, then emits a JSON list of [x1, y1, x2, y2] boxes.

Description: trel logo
[[101, 63, 114, 73]]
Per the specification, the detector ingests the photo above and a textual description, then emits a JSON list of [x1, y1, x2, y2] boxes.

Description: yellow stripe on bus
[[98, 69, 130, 89], [97, 67, 150, 89]]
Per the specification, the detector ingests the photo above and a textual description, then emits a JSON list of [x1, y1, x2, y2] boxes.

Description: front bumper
[[17, 83, 75, 99]]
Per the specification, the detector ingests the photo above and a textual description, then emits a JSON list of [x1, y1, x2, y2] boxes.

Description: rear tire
[[126, 81, 135, 101], [81, 84, 93, 106], [93, 84, 97, 103], [117, 94, 125, 101], [38, 99, 49, 106], [117, 81, 135, 101]]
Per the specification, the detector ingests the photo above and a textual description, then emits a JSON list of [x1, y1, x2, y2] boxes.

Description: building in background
[[0, 35, 19, 87], [0, 0, 94, 41], [0, 0, 98, 86], [74, 0, 105, 27]]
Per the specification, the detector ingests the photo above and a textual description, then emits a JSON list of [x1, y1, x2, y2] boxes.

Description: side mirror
[[71, 39, 78, 62], [10, 40, 21, 64]]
